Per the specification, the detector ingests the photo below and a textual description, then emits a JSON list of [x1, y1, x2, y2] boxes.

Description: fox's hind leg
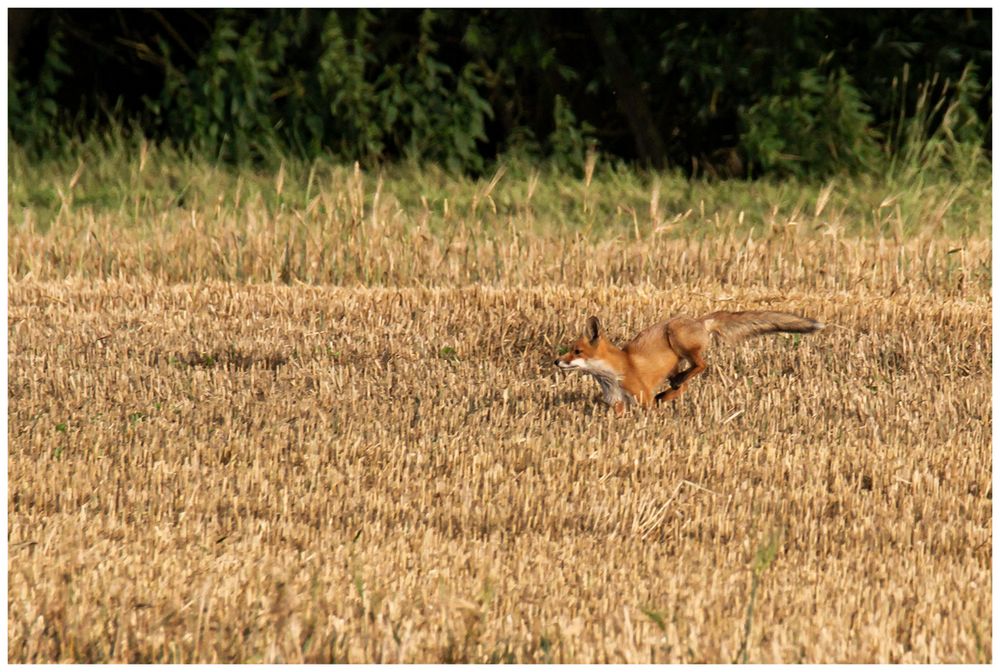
[[668, 348, 707, 390], [656, 321, 709, 404], [655, 349, 706, 403], [655, 387, 681, 403]]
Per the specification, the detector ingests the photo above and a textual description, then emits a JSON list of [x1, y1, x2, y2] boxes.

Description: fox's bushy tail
[[700, 310, 824, 343]]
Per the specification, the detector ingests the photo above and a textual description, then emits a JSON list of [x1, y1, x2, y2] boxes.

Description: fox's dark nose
[[553, 359, 560, 366]]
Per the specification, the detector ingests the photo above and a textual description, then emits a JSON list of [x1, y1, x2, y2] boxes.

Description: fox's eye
[[573, 349, 582, 355]]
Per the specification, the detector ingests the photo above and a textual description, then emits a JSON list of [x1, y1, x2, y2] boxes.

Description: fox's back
[[624, 316, 704, 353], [621, 319, 686, 382], [623, 320, 670, 354]]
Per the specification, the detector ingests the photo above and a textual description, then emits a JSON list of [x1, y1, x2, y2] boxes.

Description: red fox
[[554, 311, 824, 415]]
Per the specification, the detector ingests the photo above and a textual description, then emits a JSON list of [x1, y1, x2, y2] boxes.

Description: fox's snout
[[554, 351, 583, 370], [554, 350, 577, 368]]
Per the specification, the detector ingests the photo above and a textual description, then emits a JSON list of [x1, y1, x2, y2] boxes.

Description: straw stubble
[[8, 270, 990, 663]]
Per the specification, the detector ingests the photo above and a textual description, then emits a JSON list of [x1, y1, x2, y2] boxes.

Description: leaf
[[640, 607, 667, 633]]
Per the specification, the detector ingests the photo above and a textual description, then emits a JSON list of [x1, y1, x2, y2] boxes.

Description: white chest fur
[[595, 375, 633, 406], [570, 357, 634, 407]]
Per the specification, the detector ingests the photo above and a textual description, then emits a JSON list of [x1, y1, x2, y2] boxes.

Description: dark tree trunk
[[8, 8, 36, 67], [586, 9, 667, 168]]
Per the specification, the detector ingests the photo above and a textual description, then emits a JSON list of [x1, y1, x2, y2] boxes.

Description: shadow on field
[[155, 349, 289, 371], [548, 391, 607, 415]]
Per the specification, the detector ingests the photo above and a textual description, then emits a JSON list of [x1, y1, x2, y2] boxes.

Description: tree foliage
[[8, 8, 991, 176]]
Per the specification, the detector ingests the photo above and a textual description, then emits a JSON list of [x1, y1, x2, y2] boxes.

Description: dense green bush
[[7, 9, 991, 177], [740, 65, 881, 177]]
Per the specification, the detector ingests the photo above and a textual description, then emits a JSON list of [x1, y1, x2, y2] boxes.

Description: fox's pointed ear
[[586, 316, 601, 344]]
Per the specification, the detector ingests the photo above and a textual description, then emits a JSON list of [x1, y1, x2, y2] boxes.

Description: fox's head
[[554, 316, 630, 407], [554, 316, 610, 372]]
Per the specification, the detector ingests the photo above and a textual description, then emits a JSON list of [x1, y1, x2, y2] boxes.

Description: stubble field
[[7, 152, 992, 663]]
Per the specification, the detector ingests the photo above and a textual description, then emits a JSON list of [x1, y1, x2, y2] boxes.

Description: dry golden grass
[[9, 150, 992, 287], [7, 150, 993, 662], [8, 228, 991, 661]]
